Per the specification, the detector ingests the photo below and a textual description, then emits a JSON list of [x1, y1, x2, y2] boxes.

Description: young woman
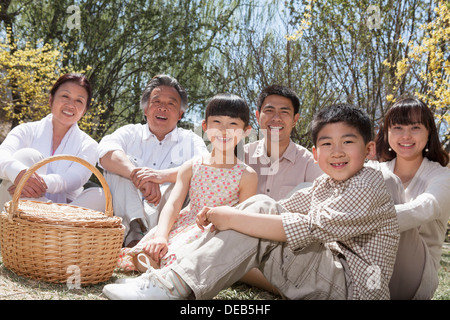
[[116, 93, 258, 271], [372, 97, 450, 299]]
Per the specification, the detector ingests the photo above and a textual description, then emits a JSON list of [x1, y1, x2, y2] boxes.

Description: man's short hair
[[140, 74, 188, 113], [256, 85, 300, 114]]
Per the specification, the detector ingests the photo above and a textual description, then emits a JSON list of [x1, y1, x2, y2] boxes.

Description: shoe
[[114, 277, 139, 284], [103, 268, 187, 300], [114, 253, 153, 284]]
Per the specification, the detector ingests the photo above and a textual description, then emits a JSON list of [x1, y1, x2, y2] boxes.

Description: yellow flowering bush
[[0, 30, 66, 123], [384, 0, 449, 133], [286, 0, 316, 41], [0, 29, 105, 138]]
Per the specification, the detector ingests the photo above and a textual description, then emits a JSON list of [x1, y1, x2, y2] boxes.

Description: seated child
[[116, 93, 257, 272], [103, 103, 400, 300]]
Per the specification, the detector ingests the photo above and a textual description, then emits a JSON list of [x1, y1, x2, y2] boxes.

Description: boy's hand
[[196, 206, 213, 231], [196, 206, 240, 232]]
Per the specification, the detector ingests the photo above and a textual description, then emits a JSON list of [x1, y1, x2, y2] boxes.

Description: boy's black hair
[[256, 85, 300, 114], [205, 93, 250, 127], [311, 104, 373, 146]]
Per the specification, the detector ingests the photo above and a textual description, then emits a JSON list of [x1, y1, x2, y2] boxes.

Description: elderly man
[[98, 75, 207, 246]]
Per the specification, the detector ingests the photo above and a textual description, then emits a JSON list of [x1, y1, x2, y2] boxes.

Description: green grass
[[432, 248, 450, 300], [0, 245, 449, 300]]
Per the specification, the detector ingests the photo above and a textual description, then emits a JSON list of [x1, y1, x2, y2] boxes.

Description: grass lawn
[[0, 243, 449, 300]]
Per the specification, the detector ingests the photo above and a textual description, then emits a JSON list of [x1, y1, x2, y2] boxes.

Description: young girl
[[117, 93, 258, 272], [371, 97, 450, 299]]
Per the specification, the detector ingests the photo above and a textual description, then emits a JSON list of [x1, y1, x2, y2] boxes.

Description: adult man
[[98, 75, 207, 246], [241, 85, 323, 291], [244, 85, 323, 201]]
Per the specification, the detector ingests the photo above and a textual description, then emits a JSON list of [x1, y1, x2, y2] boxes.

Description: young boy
[[103, 104, 400, 300]]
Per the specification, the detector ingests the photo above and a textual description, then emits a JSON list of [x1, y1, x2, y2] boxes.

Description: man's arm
[[100, 150, 163, 204], [99, 149, 136, 179], [130, 166, 179, 187]]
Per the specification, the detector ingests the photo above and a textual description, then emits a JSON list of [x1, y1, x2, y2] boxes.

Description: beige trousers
[[171, 195, 352, 300]]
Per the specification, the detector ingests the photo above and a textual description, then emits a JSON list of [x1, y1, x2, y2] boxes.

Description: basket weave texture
[[0, 155, 124, 285]]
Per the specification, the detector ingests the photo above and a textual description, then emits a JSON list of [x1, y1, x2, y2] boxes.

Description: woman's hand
[[142, 235, 169, 265], [10, 169, 47, 198]]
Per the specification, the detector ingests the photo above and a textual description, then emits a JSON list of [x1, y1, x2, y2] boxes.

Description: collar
[[253, 138, 297, 163], [143, 124, 179, 142]]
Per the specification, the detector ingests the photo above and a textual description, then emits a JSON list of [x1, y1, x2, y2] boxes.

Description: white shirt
[[98, 123, 207, 170], [371, 158, 450, 266], [0, 114, 98, 203]]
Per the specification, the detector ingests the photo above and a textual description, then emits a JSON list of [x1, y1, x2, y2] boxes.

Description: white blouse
[[369, 158, 450, 269], [0, 114, 98, 203]]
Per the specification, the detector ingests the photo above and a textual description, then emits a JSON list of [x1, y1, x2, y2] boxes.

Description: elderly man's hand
[[139, 181, 161, 205], [130, 167, 164, 189]]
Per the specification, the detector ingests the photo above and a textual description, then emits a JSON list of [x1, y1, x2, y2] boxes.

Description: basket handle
[[9, 155, 113, 217]]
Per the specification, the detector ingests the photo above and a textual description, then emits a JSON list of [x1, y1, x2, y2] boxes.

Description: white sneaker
[[114, 277, 138, 284], [114, 253, 153, 284], [103, 268, 187, 300]]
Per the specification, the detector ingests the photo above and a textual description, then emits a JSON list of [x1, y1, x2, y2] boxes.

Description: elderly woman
[[0, 73, 104, 212]]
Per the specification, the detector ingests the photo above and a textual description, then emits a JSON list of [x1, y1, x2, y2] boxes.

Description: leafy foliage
[[0, 0, 448, 148]]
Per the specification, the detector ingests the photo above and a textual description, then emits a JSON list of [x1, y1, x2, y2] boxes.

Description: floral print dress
[[116, 157, 247, 271]]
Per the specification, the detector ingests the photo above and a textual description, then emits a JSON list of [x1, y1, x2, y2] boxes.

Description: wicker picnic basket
[[0, 155, 125, 285]]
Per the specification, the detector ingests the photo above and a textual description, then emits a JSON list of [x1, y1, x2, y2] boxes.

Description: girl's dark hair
[[205, 93, 250, 127], [50, 73, 92, 110], [375, 97, 449, 166]]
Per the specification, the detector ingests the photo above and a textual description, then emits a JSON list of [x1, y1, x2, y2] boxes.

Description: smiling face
[[256, 95, 299, 145], [202, 115, 250, 161], [144, 85, 183, 140], [50, 82, 88, 129], [312, 122, 375, 181], [388, 123, 429, 162]]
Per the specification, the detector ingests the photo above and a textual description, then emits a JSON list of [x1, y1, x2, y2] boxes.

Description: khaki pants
[[171, 195, 352, 300], [389, 228, 438, 300]]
